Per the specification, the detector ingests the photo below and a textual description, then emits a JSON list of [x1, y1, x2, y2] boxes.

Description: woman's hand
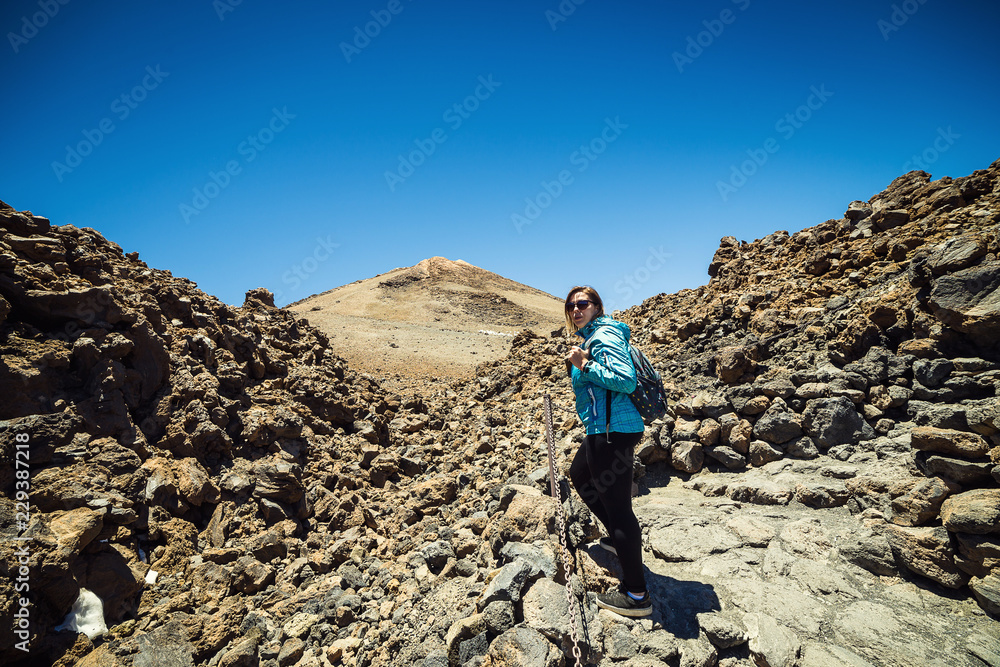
[[566, 346, 589, 370]]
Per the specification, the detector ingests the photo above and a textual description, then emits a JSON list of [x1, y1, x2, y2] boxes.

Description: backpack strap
[[605, 387, 613, 440]]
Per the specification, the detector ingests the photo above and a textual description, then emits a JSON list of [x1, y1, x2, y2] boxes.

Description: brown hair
[[564, 285, 604, 333]]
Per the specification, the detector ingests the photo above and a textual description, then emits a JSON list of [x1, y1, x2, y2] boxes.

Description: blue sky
[[2, 0, 998, 312]]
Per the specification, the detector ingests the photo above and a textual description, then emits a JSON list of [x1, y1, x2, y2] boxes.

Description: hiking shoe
[[596, 586, 652, 618], [599, 537, 617, 556]]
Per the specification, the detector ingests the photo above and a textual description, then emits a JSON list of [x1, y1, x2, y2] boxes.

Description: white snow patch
[[54, 588, 107, 639], [478, 330, 513, 337]]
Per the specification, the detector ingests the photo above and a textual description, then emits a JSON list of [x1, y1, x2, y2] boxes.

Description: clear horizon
[[2, 1, 998, 312]]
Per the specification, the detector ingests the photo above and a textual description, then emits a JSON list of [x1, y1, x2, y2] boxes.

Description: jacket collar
[[576, 315, 608, 340]]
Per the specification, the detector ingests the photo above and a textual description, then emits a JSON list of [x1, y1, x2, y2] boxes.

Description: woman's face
[[568, 291, 598, 329]]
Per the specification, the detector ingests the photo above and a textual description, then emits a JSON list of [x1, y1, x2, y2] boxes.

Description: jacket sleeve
[[581, 328, 637, 394]]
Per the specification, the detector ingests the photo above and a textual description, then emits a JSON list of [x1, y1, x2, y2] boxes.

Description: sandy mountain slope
[[287, 257, 565, 382]]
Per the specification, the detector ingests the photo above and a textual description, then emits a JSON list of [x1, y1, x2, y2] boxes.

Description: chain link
[[545, 394, 585, 667]]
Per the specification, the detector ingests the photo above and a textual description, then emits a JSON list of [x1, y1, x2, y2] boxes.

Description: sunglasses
[[566, 300, 595, 311]]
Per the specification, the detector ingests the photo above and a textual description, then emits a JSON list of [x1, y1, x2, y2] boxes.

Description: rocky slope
[[1, 158, 999, 667], [0, 208, 393, 665]]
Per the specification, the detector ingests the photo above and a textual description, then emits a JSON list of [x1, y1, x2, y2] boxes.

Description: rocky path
[[623, 465, 999, 667]]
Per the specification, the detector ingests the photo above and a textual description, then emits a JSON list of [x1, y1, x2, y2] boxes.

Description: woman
[[564, 286, 651, 617]]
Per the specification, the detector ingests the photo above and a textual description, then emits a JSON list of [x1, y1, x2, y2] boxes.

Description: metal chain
[[545, 393, 584, 667], [548, 399, 576, 416]]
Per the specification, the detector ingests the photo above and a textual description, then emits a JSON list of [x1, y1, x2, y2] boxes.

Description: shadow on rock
[[581, 544, 720, 639], [647, 572, 721, 639]]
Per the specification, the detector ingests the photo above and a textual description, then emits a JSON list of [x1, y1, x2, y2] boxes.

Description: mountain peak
[[287, 257, 564, 379]]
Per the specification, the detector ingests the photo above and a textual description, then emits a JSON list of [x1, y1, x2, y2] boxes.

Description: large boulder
[[714, 346, 755, 384], [745, 612, 800, 667], [486, 627, 563, 667], [483, 486, 572, 554], [966, 399, 1000, 437], [802, 397, 875, 450], [913, 359, 954, 387], [477, 560, 532, 610], [749, 440, 784, 467], [708, 236, 740, 278], [954, 533, 1000, 580], [969, 574, 1000, 616], [925, 235, 989, 275], [914, 452, 995, 486], [941, 490, 1000, 534], [521, 578, 602, 662], [752, 401, 803, 444], [910, 426, 991, 457], [843, 347, 911, 385], [928, 260, 1000, 341], [883, 524, 969, 589], [251, 457, 304, 503], [838, 532, 898, 577], [671, 441, 704, 473], [889, 477, 960, 527]]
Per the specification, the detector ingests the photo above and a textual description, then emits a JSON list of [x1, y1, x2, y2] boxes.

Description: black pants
[[569, 431, 646, 593]]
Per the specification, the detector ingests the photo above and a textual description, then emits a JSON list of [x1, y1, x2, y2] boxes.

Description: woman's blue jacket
[[570, 315, 644, 435]]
